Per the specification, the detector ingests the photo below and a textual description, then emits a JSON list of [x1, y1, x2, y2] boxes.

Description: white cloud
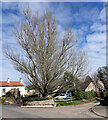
[[87, 32, 106, 43], [0, 40, 2, 59], [84, 5, 106, 74], [86, 32, 106, 52], [71, 7, 100, 23], [99, 7, 106, 22], [20, 2, 50, 17], [86, 32, 106, 74], [90, 23, 106, 32], [2, 12, 21, 25]]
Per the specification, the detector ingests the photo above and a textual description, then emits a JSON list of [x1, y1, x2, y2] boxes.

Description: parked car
[[55, 92, 73, 100], [55, 93, 67, 99]]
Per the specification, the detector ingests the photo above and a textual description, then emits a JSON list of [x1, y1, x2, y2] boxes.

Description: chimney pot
[[20, 78, 22, 83], [7, 78, 10, 83]]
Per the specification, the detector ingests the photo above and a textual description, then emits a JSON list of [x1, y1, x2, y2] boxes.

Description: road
[[1, 102, 104, 118]]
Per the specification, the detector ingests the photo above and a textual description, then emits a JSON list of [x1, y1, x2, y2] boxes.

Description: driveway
[[1, 102, 105, 118]]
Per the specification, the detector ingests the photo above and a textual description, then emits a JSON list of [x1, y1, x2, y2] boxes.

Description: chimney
[[7, 78, 10, 83], [20, 78, 22, 83]]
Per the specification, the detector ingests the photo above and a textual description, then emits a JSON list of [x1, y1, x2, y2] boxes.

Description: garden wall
[[23, 99, 56, 107]]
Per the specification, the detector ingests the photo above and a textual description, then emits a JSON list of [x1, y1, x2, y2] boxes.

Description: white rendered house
[[0, 78, 26, 97]]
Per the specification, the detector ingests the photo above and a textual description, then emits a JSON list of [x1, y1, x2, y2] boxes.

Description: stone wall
[[23, 99, 56, 107]]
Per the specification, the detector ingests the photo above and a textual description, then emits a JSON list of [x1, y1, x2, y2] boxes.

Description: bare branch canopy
[[4, 7, 88, 97]]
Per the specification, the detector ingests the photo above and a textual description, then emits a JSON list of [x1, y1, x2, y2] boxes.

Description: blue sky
[[1, 1, 106, 81]]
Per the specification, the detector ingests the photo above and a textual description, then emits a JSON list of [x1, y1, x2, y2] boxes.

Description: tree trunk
[[42, 94, 47, 97], [41, 87, 48, 97], [42, 92, 48, 97]]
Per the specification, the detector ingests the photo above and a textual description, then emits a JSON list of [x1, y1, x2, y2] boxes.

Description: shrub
[[103, 91, 108, 97], [96, 91, 101, 97], [72, 88, 98, 100], [83, 91, 97, 100], [23, 97, 50, 101], [2, 97, 6, 104], [103, 90, 108, 100], [72, 88, 84, 100]]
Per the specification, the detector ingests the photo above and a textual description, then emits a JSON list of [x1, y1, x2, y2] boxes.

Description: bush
[[103, 91, 108, 97], [83, 91, 97, 100], [72, 88, 84, 100], [96, 91, 101, 97], [2, 97, 6, 104], [72, 88, 98, 100], [103, 90, 108, 100], [23, 97, 50, 101]]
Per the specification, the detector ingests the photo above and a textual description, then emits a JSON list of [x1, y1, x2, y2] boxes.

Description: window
[[2, 88, 5, 93]]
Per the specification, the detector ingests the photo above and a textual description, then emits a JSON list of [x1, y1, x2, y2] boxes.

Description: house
[[69, 75, 98, 92], [0, 78, 26, 97], [57, 76, 98, 95], [77, 76, 98, 91]]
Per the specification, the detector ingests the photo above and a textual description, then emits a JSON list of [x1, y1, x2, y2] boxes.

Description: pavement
[[92, 105, 108, 118], [1, 102, 105, 118]]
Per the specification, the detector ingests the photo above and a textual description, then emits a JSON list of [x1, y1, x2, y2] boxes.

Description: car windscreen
[[60, 93, 65, 96]]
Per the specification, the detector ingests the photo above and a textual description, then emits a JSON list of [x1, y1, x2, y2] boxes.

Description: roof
[[0, 81, 24, 87], [60, 76, 94, 92], [77, 76, 92, 90], [74, 75, 93, 91]]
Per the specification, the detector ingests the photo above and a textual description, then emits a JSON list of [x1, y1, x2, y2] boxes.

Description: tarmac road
[[1, 102, 105, 119]]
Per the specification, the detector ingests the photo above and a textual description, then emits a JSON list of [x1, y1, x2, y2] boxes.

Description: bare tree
[[92, 72, 99, 85], [4, 7, 88, 97], [60, 49, 89, 88], [69, 49, 88, 77]]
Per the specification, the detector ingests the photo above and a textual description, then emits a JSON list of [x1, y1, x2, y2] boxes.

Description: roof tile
[[0, 81, 24, 86]]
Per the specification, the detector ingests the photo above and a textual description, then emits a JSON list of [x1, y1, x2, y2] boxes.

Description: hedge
[[72, 88, 84, 100], [103, 90, 108, 100], [72, 88, 98, 100], [23, 97, 50, 101], [83, 91, 97, 100]]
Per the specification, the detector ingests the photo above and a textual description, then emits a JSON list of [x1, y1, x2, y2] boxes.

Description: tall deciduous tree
[[62, 71, 79, 88], [5, 7, 88, 97]]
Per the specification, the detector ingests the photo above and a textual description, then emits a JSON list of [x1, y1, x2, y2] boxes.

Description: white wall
[[85, 82, 96, 91], [0, 86, 25, 97]]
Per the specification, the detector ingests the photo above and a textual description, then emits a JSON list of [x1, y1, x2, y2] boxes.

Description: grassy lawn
[[56, 100, 84, 107], [55, 97, 100, 107]]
